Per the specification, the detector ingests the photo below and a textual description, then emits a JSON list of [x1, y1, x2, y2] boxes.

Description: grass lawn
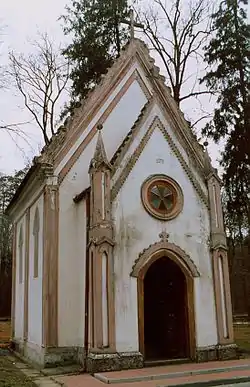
[[0, 353, 36, 387], [234, 324, 250, 355]]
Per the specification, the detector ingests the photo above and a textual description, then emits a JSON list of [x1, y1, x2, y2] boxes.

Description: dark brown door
[[144, 256, 189, 360]]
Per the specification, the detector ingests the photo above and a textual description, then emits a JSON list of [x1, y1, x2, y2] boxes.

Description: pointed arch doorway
[[135, 248, 197, 362]]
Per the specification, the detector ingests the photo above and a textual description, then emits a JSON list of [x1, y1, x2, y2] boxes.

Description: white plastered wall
[[112, 120, 218, 353], [27, 195, 43, 346], [14, 216, 25, 340], [58, 189, 87, 347], [57, 76, 147, 347]]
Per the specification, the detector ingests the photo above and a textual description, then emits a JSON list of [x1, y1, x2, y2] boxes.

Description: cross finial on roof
[[121, 9, 144, 40]]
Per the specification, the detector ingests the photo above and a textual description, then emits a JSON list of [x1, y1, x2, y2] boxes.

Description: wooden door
[[143, 256, 189, 360]]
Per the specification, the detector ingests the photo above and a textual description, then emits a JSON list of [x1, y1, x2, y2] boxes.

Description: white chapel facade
[[7, 38, 236, 372]]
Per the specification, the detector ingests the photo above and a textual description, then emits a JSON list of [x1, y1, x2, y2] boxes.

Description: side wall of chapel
[[15, 215, 26, 341], [13, 191, 44, 350], [58, 183, 87, 347], [27, 196, 43, 347]]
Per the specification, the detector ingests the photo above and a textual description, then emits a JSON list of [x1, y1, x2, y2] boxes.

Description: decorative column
[[11, 223, 17, 339], [88, 125, 116, 353], [205, 149, 235, 354], [23, 209, 30, 342], [42, 173, 59, 348]]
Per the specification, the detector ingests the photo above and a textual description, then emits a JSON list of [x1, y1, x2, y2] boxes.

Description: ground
[[0, 322, 35, 386], [234, 324, 250, 356], [0, 351, 35, 387], [1, 321, 250, 386]]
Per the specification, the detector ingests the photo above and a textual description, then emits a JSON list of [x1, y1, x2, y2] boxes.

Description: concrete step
[[94, 362, 250, 384], [160, 375, 250, 387]]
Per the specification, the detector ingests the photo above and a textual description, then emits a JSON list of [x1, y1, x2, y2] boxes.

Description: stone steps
[[94, 361, 250, 384]]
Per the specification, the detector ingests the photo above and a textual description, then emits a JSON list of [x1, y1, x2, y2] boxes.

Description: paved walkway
[[54, 359, 250, 387], [3, 353, 250, 387]]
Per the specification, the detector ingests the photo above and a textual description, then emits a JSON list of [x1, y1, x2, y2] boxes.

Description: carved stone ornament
[[131, 233, 200, 278], [141, 174, 184, 220]]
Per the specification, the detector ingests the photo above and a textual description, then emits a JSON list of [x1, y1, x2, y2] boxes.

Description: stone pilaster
[[42, 177, 59, 348], [11, 223, 17, 339], [88, 125, 116, 354], [205, 150, 234, 346], [23, 209, 30, 341]]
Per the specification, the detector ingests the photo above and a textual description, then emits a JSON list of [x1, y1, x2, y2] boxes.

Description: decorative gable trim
[[53, 52, 152, 172], [157, 119, 208, 206], [134, 42, 206, 173], [58, 70, 143, 184], [111, 98, 155, 170], [111, 116, 158, 200], [131, 232, 200, 278], [111, 116, 209, 208], [135, 70, 152, 100], [8, 39, 214, 213]]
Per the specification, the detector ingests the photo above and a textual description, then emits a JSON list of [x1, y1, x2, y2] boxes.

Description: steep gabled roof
[[38, 40, 135, 166], [37, 38, 205, 169], [6, 37, 215, 214]]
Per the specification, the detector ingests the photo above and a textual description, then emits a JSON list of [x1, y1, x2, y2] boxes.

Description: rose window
[[141, 175, 183, 220]]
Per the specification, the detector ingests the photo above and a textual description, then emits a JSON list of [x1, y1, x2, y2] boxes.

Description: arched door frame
[[132, 239, 200, 361]]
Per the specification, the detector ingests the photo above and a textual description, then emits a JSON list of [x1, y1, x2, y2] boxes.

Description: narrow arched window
[[33, 207, 40, 278], [18, 225, 24, 284], [101, 172, 105, 220], [218, 254, 228, 339]]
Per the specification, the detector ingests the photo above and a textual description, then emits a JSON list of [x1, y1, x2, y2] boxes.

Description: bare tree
[[8, 33, 70, 145], [0, 23, 28, 146], [135, 0, 213, 113]]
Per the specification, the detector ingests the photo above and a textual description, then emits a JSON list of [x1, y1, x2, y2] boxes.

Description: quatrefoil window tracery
[[141, 175, 183, 220]]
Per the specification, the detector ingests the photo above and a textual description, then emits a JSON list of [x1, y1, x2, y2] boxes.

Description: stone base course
[[11, 338, 238, 374]]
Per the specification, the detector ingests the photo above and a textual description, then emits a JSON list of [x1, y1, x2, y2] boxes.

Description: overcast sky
[[0, 0, 68, 174], [0, 0, 249, 175]]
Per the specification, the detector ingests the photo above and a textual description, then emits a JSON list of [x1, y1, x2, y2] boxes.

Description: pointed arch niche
[[33, 207, 40, 278], [212, 249, 234, 344], [131, 234, 200, 360]]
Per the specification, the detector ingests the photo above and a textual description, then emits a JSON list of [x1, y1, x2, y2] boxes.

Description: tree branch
[[179, 90, 212, 102], [140, 0, 212, 108], [7, 32, 70, 146]]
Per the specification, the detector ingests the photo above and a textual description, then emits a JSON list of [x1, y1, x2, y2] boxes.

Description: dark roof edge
[[5, 164, 38, 216], [5, 161, 53, 217], [73, 187, 91, 203]]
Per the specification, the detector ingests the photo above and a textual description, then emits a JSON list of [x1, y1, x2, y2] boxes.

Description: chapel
[[6, 36, 236, 373]]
